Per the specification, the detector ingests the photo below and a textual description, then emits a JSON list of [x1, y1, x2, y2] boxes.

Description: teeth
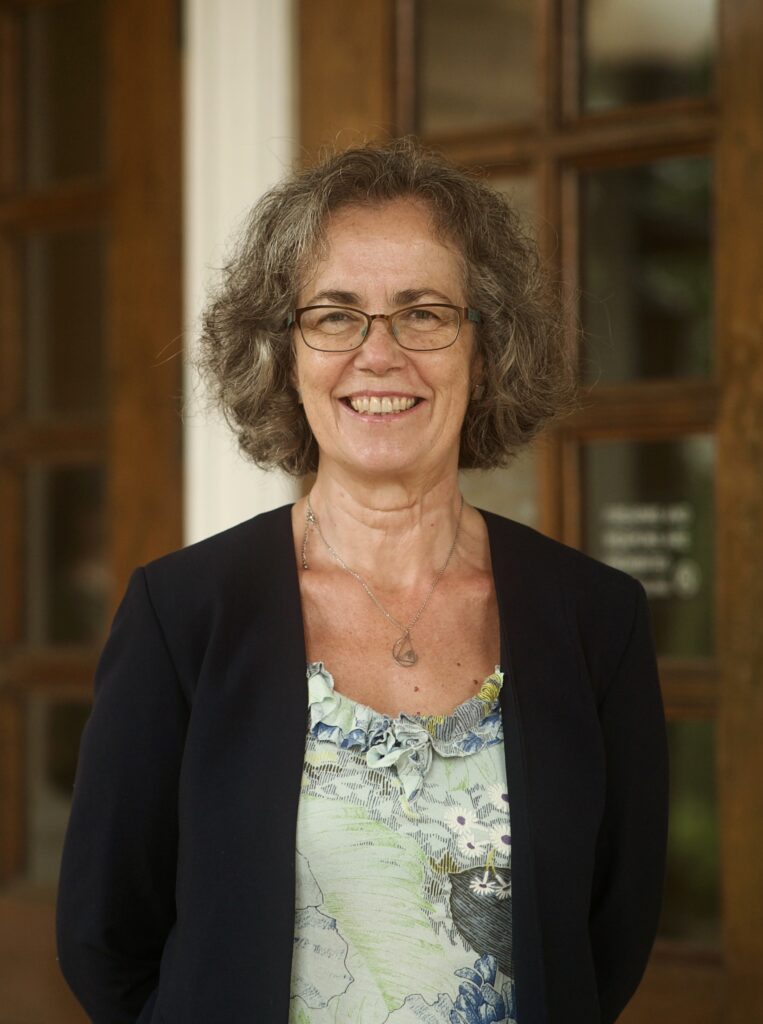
[[348, 395, 417, 415]]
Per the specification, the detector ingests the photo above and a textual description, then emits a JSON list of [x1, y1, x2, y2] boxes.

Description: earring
[[471, 383, 485, 400]]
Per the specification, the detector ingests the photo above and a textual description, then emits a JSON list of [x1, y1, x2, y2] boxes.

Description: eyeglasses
[[287, 303, 482, 353]]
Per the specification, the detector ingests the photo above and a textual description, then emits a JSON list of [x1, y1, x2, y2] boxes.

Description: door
[[299, 1, 763, 1021], [0, 2, 182, 1021]]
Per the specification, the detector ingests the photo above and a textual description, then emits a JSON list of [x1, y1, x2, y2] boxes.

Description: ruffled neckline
[[305, 662, 504, 803]]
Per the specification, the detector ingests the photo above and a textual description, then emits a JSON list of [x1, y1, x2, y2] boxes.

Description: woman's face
[[292, 199, 479, 485]]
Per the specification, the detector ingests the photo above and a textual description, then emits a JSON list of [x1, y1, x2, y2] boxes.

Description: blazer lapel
[[484, 510, 551, 1024]]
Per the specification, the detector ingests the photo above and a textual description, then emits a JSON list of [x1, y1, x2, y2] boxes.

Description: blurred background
[[0, 0, 761, 1021]]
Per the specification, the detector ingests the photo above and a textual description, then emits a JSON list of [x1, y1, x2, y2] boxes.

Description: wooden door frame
[[0, 0, 182, 889], [297, 1, 763, 1021]]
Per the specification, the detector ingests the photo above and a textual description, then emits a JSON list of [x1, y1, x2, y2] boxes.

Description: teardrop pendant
[[392, 631, 418, 667]]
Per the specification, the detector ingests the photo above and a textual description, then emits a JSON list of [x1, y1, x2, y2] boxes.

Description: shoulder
[[119, 503, 298, 691], [137, 502, 296, 627]]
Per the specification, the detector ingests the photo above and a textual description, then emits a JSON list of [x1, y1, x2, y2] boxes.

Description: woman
[[57, 139, 668, 1024]]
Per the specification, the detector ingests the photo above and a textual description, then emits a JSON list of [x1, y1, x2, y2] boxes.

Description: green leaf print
[[296, 798, 463, 1019]]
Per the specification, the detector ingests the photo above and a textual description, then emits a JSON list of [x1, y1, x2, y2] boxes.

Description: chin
[[340, 445, 449, 482]]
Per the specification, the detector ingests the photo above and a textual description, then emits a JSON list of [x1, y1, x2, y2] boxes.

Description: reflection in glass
[[25, 464, 109, 646], [583, 0, 715, 111], [461, 445, 538, 528], [418, 0, 534, 135], [26, 697, 91, 885], [23, 227, 106, 416], [582, 157, 712, 384], [22, 0, 105, 185], [660, 719, 720, 944], [582, 436, 714, 657]]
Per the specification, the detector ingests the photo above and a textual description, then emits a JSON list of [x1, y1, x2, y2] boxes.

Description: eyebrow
[[302, 287, 457, 308]]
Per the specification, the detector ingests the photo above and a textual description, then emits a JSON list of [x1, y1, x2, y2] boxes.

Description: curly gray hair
[[196, 137, 579, 475]]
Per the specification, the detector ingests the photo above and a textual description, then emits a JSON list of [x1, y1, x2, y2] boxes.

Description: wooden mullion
[[537, 431, 564, 542], [428, 99, 715, 170], [0, 692, 24, 882], [0, 418, 106, 462], [0, 467, 23, 646], [0, 230, 22, 422], [0, 649, 99, 692], [299, 0, 397, 158], [559, 0, 581, 123], [568, 380, 718, 437], [560, 432, 581, 547], [660, 660, 719, 718], [393, 0, 416, 135], [0, 179, 110, 229], [431, 125, 537, 168], [536, 0, 558, 134], [3, 1, 74, 8], [716, 0, 763, 1017], [108, 0, 182, 596]]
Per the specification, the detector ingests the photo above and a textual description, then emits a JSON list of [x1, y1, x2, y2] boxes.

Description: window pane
[[23, 226, 107, 417], [582, 0, 715, 112], [461, 446, 539, 529], [581, 157, 712, 383], [22, 0, 105, 185], [582, 436, 715, 657], [417, 0, 535, 135], [25, 464, 109, 646], [25, 696, 90, 886], [660, 719, 720, 945], [491, 175, 539, 240]]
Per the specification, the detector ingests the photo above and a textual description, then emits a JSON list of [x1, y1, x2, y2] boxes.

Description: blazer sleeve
[[56, 567, 189, 1024], [589, 580, 669, 1023]]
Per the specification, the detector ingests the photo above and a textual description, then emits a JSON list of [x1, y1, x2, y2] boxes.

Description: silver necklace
[[302, 494, 465, 668]]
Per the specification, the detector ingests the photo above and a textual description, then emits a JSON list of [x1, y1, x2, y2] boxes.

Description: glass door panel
[[581, 436, 715, 657], [581, 156, 713, 384], [25, 696, 91, 886], [582, 0, 716, 112], [491, 174, 539, 239], [22, 0, 105, 186], [22, 226, 107, 416], [661, 718, 720, 946], [461, 445, 539, 528], [417, 0, 535, 135], [24, 464, 109, 647]]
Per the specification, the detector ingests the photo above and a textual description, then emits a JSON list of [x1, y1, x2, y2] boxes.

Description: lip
[[341, 390, 422, 400]]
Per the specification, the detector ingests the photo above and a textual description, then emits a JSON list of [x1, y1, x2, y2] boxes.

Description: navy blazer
[[57, 504, 668, 1024]]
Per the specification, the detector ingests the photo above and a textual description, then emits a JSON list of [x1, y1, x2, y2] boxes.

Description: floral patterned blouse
[[289, 662, 517, 1024]]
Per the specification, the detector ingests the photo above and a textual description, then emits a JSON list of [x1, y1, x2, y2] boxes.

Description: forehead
[[300, 199, 466, 298]]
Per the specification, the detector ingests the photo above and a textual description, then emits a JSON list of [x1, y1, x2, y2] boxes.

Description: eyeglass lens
[[299, 305, 461, 351]]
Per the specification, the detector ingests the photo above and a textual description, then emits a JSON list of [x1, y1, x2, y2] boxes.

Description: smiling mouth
[[344, 395, 421, 415]]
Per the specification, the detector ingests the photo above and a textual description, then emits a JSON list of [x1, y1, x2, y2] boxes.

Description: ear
[[469, 345, 485, 387]]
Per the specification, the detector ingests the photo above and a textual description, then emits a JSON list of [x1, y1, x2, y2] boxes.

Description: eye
[[302, 307, 365, 335], [316, 310, 353, 326], [403, 306, 442, 323]]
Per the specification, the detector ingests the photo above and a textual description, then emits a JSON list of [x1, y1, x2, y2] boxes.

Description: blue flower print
[[449, 954, 516, 1023]]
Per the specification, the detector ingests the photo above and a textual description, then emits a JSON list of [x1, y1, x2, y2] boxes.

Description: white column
[[183, 0, 299, 545]]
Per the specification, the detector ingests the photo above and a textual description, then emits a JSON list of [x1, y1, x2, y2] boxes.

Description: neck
[[305, 466, 464, 591]]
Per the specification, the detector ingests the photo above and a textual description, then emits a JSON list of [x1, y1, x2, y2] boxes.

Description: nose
[[353, 316, 406, 372]]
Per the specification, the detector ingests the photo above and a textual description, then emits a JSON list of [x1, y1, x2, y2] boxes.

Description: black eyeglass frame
[[287, 303, 482, 353]]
